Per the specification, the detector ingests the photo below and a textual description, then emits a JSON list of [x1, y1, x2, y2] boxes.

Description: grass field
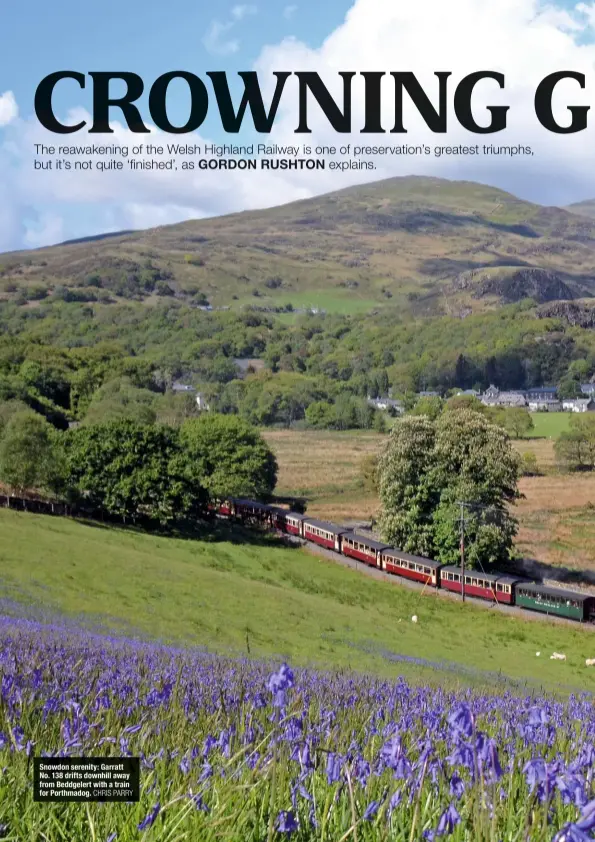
[[263, 429, 595, 570], [526, 412, 571, 439], [2, 508, 595, 693]]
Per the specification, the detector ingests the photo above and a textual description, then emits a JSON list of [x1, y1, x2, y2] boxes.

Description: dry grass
[[264, 429, 595, 570]]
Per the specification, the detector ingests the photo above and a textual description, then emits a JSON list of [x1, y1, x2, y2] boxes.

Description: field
[[2, 507, 595, 693], [263, 429, 595, 571], [5, 621, 595, 841], [526, 412, 571, 439]]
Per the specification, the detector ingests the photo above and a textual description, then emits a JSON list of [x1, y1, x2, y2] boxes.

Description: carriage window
[[471, 578, 478, 587]]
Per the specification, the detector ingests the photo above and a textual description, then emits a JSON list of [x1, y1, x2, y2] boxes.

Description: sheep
[[550, 652, 566, 661], [411, 615, 418, 624], [535, 652, 541, 657], [585, 658, 595, 667]]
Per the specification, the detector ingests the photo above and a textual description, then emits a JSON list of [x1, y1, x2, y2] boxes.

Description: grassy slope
[[1, 508, 595, 693], [4, 175, 595, 315], [527, 412, 571, 438]]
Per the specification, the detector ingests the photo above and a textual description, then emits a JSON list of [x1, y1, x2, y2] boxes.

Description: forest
[[0, 295, 594, 432]]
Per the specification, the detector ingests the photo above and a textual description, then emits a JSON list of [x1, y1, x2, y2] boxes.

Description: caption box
[[33, 757, 140, 802]]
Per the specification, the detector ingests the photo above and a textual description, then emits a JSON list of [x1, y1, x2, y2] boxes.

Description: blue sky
[[1, 0, 345, 137], [4, 0, 595, 251]]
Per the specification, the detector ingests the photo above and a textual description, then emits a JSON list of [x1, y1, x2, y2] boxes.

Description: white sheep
[[585, 659, 595, 667], [535, 652, 541, 657], [550, 652, 567, 661], [411, 615, 418, 624]]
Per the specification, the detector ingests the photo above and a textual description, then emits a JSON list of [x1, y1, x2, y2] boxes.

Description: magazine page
[[2, 1, 595, 840]]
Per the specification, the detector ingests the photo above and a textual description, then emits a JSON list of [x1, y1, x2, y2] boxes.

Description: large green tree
[[180, 414, 277, 500], [378, 409, 521, 567], [0, 410, 65, 498], [65, 420, 203, 524]]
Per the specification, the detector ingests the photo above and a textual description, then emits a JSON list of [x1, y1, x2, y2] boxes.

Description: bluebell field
[[1, 615, 595, 841]]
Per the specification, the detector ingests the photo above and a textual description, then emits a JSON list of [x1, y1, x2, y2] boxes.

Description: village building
[[562, 398, 595, 413], [528, 399, 562, 412], [367, 397, 404, 414]]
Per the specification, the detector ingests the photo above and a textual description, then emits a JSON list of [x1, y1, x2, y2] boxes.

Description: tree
[[501, 407, 534, 439], [555, 415, 595, 471], [180, 414, 277, 500], [65, 420, 202, 524], [409, 396, 443, 420], [377, 416, 438, 557], [0, 410, 64, 498], [83, 377, 158, 426], [378, 409, 521, 567]]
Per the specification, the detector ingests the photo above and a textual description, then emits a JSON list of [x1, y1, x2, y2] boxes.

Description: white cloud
[[6, 0, 595, 250], [203, 5, 257, 55], [0, 91, 18, 127], [283, 4, 297, 19], [232, 4, 257, 20]]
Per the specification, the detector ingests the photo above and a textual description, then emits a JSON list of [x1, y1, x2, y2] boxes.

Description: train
[[210, 497, 595, 625]]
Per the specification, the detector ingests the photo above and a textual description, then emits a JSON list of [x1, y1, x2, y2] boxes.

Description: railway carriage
[[439, 566, 522, 605], [514, 583, 595, 622], [283, 512, 306, 536], [211, 496, 595, 626], [267, 508, 306, 535], [379, 549, 443, 586], [341, 534, 391, 568], [302, 519, 350, 552], [232, 499, 272, 522]]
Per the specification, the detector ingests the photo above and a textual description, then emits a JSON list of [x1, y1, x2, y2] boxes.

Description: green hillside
[[3, 175, 595, 316], [1, 508, 595, 692]]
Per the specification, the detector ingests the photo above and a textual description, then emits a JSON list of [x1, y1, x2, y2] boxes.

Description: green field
[[528, 412, 571, 438], [2, 508, 595, 693]]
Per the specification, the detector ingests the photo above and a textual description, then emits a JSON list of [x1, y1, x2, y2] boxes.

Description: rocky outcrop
[[537, 300, 595, 328], [473, 268, 575, 303]]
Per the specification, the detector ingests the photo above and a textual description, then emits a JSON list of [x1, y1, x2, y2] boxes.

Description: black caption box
[[33, 757, 140, 802]]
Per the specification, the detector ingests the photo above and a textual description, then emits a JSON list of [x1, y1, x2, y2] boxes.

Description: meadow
[[3, 508, 595, 692], [2, 618, 595, 842], [262, 427, 595, 572]]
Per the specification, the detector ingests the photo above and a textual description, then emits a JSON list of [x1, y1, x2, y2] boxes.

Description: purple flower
[[137, 802, 160, 831], [275, 810, 298, 834], [449, 775, 465, 799], [447, 704, 473, 738], [436, 804, 461, 836], [363, 800, 380, 820], [326, 752, 342, 785]]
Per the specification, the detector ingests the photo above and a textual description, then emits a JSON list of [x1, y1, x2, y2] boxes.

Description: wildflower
[[275, 810, 298, 834], [137, 802, 160, 831], [325, 751, 342, 785], [436, 804, 462, 836], [528, 706, 549, 727], [363, 800, 381, 820], [447, 704, 473, 738], [449, 774, 465, 799]]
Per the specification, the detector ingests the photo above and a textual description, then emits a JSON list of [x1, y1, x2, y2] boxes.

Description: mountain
[[3, 175, 595, 316], [565, 199, 595, 220]]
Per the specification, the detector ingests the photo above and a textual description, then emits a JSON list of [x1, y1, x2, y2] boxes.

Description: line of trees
[[0, 407, 277, 527]]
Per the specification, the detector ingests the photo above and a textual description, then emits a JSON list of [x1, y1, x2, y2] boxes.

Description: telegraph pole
[[459, 501, 465, 603]]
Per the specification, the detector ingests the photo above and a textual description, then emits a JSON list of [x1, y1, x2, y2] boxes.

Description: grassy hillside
[[3, 175, 595, 315], [566, 198, 595, 219], [1, 508, 595, 692]]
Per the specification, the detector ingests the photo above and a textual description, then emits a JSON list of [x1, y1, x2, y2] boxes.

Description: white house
[[563, 398, 595, 413], [528, 399, 562, 412], [367, 397, 404, 414]]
